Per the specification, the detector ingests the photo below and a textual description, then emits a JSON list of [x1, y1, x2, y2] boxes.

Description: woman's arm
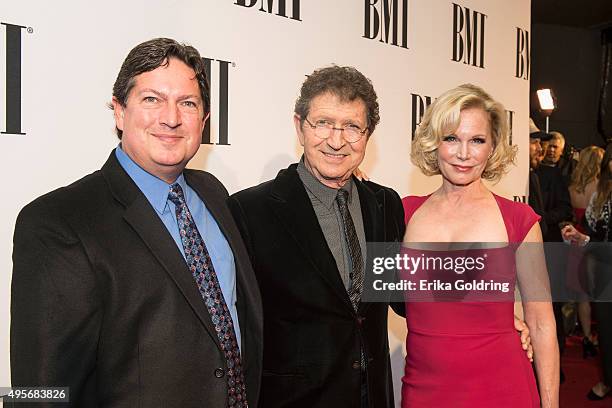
[[516, 223, 560, 408]]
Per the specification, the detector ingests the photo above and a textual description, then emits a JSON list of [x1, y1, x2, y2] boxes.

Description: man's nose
[[326, 128, 347, 149], [160, 102, 181, 128]]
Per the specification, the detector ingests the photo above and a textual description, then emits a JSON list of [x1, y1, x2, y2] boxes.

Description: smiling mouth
[[322, 152, 347, 159], [153, 134, 183, 142], [452, 164, 472, 172]]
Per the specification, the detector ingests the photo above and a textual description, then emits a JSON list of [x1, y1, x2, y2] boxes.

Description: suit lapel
[[269, 165, 355, 312], [355, 180, 385, 314], [101, 153, 222, 351]]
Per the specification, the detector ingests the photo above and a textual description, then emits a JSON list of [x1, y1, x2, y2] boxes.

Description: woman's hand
[[561, 224, 589, 246], [514, 316, 533, 362]]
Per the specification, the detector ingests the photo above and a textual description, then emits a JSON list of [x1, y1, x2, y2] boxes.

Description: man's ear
[[112, 97, 125, 131], [201, 111, 210, 132], [294, 114, 305, 147]]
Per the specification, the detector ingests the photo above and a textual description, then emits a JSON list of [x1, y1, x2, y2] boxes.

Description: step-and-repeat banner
[[1, 0, 530, 401]]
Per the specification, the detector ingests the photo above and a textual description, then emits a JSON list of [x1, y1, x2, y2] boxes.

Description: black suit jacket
[[227, 164, 405, 408], [528, 169, 548, 237], [10, 152, 263, 407], [535, 164, 573, 242]]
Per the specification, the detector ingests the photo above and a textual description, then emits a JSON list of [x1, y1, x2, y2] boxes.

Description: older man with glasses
[[227, 65, 405, 408]]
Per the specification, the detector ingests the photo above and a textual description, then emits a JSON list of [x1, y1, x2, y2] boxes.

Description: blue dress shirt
[[115, 146, 241, 349]]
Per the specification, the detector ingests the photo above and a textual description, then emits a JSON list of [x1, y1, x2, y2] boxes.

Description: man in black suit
[[530, 121, 572, 381], [228, 66, 405, 408], [11, 38, 262, 407], [528, 119, 551, 236]]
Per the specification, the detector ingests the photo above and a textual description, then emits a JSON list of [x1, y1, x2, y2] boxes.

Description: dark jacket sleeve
[[11, 198, 101, 403], [540, 168, 573, 242], [382, 186, 406, 318], [542, 176, 572, 227], [227, 195, 256, 265]]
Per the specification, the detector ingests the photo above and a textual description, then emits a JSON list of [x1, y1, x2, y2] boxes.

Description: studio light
[[537, 88, 556, 133]]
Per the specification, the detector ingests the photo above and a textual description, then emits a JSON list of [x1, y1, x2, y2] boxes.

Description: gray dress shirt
[[297, 159, 367, 290]]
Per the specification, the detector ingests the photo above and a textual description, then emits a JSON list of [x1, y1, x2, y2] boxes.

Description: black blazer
[[535, 164, 573, 242], [10, 152, 263, 407], [228, 164, 405, 408]]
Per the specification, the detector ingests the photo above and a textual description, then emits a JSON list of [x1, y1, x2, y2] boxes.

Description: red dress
[[401, 194, 541, 407], [573, 207, 586, 233]]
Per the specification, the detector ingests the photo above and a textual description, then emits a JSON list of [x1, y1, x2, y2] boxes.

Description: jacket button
[[352, 361, 361, 370], [214, 368, 225, 378]]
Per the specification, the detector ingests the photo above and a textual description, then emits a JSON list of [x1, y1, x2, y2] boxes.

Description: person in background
[[539, 139, 550, 165], [543, 131, 577, 183], [402, 84, 558, 407], [568, 146, 605, 358], [529, 118, 552, 236], [562, 143, 612, 401], [543, 131, 566, 167], [532, 129, 572, 383]]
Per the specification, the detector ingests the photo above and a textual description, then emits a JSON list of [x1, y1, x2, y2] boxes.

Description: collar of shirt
[[296, 156, 354, 210], [114, 144, 187, 216]]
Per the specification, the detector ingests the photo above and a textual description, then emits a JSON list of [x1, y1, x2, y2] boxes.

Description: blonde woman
[[568, 146, 604, 358], [401, 84, 559, 407], [563, 144, 612, 400]]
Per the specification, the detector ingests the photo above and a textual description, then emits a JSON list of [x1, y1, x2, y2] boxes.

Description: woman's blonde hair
[[592, 144, 612, 217], [569, 146, 604, 193], [411, 83, 517, 183]]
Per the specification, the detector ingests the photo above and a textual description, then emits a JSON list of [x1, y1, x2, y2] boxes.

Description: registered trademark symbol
[[27, 27, 33, 34]]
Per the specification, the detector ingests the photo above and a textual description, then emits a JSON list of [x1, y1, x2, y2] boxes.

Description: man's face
[[295, 92, 369, 189], [113, 58, 207, 183], [545, 138, 564, 164], [529, 138, 542, 169], [538, 140, 549, 163]]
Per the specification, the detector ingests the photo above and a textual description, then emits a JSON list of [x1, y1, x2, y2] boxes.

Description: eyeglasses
[[303, 117, 368, 143]]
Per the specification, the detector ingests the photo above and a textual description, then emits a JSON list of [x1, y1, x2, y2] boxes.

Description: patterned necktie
[[168, 183, 247, 408], [336, 189, 364, 311]]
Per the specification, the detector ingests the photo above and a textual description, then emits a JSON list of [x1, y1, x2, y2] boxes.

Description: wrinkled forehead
[[309, 91, 367, 118], [309, 90, 364, 107]]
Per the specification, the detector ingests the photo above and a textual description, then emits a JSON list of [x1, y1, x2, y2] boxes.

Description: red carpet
[[560, 336, 611, 407]]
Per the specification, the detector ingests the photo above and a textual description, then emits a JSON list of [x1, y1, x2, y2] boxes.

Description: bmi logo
[[452, 3, 487, 69], [234, 0, 301, 21], [202, 57, 233, 145], [506, 110, 515, 145], [2, 22, 28, 135], [410, 93, 432, 139], [363, 0, 409, 49], [515, 27, 530, 80]]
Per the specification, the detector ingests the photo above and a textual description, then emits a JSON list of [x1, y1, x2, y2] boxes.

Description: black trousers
[[594, 301, 612, 386], [590, 244, 612, 386]]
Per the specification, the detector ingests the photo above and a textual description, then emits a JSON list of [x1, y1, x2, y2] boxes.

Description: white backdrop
[[1, 0, 530, 404]]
